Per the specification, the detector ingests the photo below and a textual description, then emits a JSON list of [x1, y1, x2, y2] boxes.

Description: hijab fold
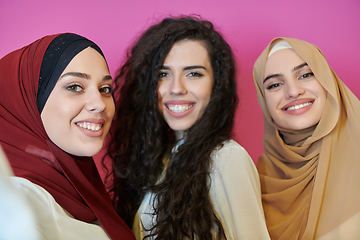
[[254, 37, 360, 239], [0, 33, 135, 240]]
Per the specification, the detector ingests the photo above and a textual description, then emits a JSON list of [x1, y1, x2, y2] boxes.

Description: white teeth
[[286, 102, 313, 111], [76, 122, 102, 131], [167, 104, 194, 113]]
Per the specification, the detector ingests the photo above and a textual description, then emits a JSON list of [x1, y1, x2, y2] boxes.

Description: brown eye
[[158, 72, 169, 79], [66, 84, 83, 92], [187, 72, 203, 77], [299, 72, 314, 79], [266, 83, 282, 90], [100, 86, 113, 94]]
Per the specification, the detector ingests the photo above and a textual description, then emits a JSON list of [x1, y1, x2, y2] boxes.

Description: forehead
[[62, 47, 107, 73], [265, 48, 305, 75], [164, 40, 210, 65]]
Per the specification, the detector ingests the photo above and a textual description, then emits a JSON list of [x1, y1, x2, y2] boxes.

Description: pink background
[[1, 0, 359, 166]]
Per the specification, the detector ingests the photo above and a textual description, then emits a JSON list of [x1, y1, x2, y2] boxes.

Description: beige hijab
[[253, 37, 360, 239]]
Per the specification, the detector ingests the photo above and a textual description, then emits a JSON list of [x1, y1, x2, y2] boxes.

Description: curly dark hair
[[106, 15, 238, 239]]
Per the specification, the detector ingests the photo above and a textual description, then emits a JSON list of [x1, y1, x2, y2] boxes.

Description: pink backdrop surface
[[1, 0, 359, 167]]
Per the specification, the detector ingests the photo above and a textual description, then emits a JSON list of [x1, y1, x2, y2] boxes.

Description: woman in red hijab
[[0, 33, 135, 240]]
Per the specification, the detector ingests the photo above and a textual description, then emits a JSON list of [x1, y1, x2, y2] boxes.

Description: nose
[[285, 80, 305, 99], [85, 89, 106, 113], [170, 75, 187, 96]]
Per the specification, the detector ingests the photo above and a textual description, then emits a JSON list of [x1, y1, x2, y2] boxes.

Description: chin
[[57, 140, 103, 157], [282, 124, 316, 131], [70, 146, 103, 157], [74, 152, 100, 157], [169, 123, 194, 131]]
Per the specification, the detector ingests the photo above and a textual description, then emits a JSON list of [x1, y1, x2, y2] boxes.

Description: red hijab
[[0, 33, 135, 240]]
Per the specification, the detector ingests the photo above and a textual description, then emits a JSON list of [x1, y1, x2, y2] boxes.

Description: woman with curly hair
[[107, 16, 270, 239]]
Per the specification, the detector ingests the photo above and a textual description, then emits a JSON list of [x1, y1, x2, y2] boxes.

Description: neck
[[175, 130, 185, 140]]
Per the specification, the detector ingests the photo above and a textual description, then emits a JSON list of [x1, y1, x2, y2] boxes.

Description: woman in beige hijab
[[253, 37, 360, 240]]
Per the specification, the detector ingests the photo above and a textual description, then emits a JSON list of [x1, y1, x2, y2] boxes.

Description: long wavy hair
[[106, 15, 238, 239]]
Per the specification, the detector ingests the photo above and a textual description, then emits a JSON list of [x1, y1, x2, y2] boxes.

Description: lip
[[75, 118, 106, 138], [281, 98, 315, 115], [164, 100, 195, 118]]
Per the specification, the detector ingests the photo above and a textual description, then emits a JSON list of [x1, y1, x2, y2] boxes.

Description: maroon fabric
[[0, 34, 135, 240]]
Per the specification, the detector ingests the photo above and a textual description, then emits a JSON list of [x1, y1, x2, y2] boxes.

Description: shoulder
[[9, 177, 110, 240], [10, 176, 57, 204], [9, 176, 74, 224], [210, 139, 259, 183], [208, 141, 270, 239], [215, 139, 243, 149], [211, 140, 253, 167], [0, 174, 39, 239], [212, 140, 248, 155]]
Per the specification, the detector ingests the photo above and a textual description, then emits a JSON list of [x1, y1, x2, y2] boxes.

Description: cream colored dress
[[0, 146, 39, 240], [132, 140, 270, 239], [0, 144, 116, 240], [8, 177, 111, 240], [1, 145, 107, 240]]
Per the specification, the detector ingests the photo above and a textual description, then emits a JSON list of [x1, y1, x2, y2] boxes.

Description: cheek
[[265, 101, 276, 122], [264, 94, 276, 116], [105, 98, 115, 120], [42, 97, 70, 128], [157, 83, 166, 100], [312, 82, 328, 110], [54, 101, 80, 120], [198, 84, 213, 104], [317, 88, 328, 118], [318, 86, 328, 102], [156, 87, 165, 112], [264, 92, 285, 126], [203, 95, 211, 109], [196, 91, 212, 120]]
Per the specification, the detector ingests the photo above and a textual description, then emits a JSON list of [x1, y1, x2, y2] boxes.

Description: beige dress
[[0, 146, 38, 240], [8, 177, 111, 240], [133, 140, 270, 239]]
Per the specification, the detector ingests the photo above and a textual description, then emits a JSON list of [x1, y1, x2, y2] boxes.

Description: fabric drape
[[253, 37, 360, 239], [0, 34, 135, 240]]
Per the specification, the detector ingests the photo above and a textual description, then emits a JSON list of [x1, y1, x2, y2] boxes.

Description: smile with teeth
[[166, 104, 195, 113], [76, 122, 102, 131], [285, 101, 313, 111]]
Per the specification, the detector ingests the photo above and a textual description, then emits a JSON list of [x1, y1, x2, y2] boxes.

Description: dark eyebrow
[[293, 62, 308, 71], [263, 62, 309, 83], [184, 65, 206, 71], [263, 73, 282, 83], [59, 72, 112, 81], [160, 65, 207, 71], [103, 75, 113, 81], [60, 72, 90, 79]]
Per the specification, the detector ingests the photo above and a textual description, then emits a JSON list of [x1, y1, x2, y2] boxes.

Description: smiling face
[[157, 40, 214, 140], [41, 47, 115, 156], [263, 48, 327, 131]]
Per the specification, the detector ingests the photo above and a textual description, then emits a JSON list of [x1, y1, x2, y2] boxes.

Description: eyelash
[[65, 84, 113, 95], [266, 83, 282, 90], [299, 72, 314, 79], [100, 86, 113, 94], [187, 72, 203, 77], [66, 84, 84, 92], [158, 71, 204, 79], [266, 72, 314, 90], [158, 72, 168, 79]]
